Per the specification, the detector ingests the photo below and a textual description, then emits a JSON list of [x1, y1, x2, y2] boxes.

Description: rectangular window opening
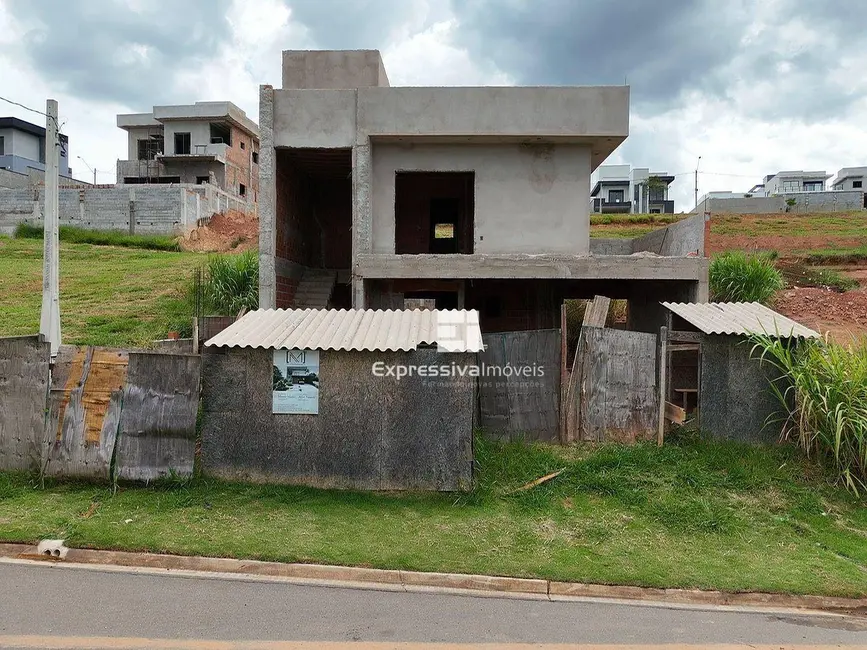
[[394, 171, 474, 255], [252, 151, 259, 164], [239, 183, 246, 196], [196, 176, 209, 185], [210, 122, 232, 146], [854, 180, 863, 188], [137, 136, 163, 161], [174, 132, 191, 155]]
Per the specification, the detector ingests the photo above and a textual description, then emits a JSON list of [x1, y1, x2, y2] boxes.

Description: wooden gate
[[567, 327, 659, 443], [478, 329, 561, 442]]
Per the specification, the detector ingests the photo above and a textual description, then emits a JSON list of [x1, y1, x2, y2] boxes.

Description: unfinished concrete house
[[117, 101, 260, 203], [258, 50, 707, 332]]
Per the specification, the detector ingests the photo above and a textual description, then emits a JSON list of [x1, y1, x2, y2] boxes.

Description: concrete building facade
[[259, 50, 707, 332], [0, 117, 72, 177], [832, 166, 867, 191], [117, 102, 260, 202], [754, 170, 831, 196], [590, 164, 675, 214]]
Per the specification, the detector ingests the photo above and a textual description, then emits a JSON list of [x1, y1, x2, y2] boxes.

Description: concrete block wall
[[0, 188, 40, 234], [0, 183, 257, 235], [781, 190, 863, 211], [697, 191, 864, 215]]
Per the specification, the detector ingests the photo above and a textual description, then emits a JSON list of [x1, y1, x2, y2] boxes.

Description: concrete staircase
[[293, 269, 337, 308]]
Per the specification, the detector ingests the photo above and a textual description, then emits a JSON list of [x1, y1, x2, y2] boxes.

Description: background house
[[590, 164, 674, 214], [757, 170, 831, 196], [117, 101, 260, 202], [0, 116, 72, 176]]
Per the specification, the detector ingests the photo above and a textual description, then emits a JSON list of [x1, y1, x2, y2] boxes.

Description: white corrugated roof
[[662, 302, 819, 339], [204, 309, 483, 352]]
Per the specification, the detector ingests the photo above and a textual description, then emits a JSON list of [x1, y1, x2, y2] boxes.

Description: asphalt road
[[0, 561, 866, 649]]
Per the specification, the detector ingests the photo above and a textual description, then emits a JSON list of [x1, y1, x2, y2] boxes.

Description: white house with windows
[[590, 164, 675, 214], [831, 166, 867, 191], [752, 170, 831, 196]]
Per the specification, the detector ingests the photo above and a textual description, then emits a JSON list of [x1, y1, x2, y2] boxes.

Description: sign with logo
[[436, 311, 483, 352], [272, 349, 320, 414]]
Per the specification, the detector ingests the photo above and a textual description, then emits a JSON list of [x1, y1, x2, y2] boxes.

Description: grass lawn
[[711, 213, 867, 238], [0, 236, 204, 346], [1, 435, 865, 597]]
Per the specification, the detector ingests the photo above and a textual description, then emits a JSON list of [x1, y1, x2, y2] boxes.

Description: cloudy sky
[[2, 0, 866, 209]]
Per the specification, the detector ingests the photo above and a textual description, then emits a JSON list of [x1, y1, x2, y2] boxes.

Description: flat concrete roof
[[116, 113, 162, 129], [118, 102, 259, 138]]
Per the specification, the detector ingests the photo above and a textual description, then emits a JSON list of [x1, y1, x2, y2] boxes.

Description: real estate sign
[[272, 349, 320, 414]]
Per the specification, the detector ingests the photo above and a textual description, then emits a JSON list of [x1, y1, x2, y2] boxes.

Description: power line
[[0, 94, 64, 136]]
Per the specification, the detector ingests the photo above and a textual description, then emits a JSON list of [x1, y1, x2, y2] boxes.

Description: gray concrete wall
[[0, 183, 249, 235], [696, 191, 863, 215], [0, 168, 31, 189], [694, 196, 786, 215], [282, 50, 390, 89], [699, 335, 789, 444], [632, 213, 705, 256], [0, 335, 50, 472], [781, 190, 863, 211], [371, 142, 591, 255], [357, 87, 629, 146], [201, 347, 474, 491], [273, 89, 357, 148]]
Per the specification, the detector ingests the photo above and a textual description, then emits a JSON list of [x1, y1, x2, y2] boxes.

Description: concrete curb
[[2, 543, 865, 616]]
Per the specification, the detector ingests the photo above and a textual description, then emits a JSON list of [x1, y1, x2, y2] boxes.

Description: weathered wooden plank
[[478, 329, 561, 441], [115, 352, 201, 482], [668, 330, 703, 343], [43, 348, 128, 480], [0, 335, 50, 472], [658, 325, 668, 446], [578, 328, 658, 443], [582, 296, 611, 328], [665, 401, 686, 424]]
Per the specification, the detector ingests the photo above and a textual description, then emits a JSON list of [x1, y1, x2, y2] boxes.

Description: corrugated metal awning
[[204, 308, 483, 352], [661, 302, 820, 339]]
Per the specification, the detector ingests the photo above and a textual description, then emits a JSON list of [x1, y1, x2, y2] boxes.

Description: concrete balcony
[[158, 143, 227, 163], [354, 252, 707, 282]]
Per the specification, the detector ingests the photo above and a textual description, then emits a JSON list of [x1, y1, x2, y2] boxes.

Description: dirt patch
[[773, 287, 867, 342], [180, 210, 258, 253]]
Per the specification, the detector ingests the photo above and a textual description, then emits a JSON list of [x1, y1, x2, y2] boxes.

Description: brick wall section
[[275, 274, 300, 309], [225, 126, 259, 203]]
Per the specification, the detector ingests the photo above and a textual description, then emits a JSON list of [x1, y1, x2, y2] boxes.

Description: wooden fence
[[565, 327, 659, 443], [0, 335, 200, 480], [478, 329, 561, 442]]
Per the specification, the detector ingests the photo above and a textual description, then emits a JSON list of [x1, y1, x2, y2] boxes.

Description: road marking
[[0, 639, 860, 650]]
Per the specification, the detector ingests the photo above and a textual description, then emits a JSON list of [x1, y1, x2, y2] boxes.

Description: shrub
[[751, 334, 867, 493], [709, 252, 784, 303], [202, 250, 259, 315], [14, 223, 180, 252]]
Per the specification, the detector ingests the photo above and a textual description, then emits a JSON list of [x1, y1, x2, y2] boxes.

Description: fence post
[[657, 326, 668, 447], [559, 303, 567, 444]]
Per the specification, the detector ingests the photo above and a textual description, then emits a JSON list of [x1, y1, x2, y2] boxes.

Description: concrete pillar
[[351, 139, 372, 309], [258, 84, 277, 309]]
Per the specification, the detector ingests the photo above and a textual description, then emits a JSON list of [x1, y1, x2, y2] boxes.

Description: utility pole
[[694, 155, 702, 212], [39, 98, 61, 358], [77, 155, 97, 185]]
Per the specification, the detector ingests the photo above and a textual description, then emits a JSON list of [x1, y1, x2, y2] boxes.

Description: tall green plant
[[203, 250, 259, 315], [709, 252, 784, 303], [750, 334, 867, 493]]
